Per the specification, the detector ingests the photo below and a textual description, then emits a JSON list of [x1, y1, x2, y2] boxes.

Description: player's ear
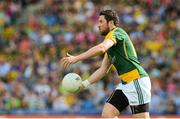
[[108, 20, 113, 27]]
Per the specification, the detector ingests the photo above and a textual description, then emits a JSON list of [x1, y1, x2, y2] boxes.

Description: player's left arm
[[61, 39, 114, 69], [80, 53, 112, 89]]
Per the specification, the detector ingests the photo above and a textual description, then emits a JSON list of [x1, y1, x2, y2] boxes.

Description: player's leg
[[101, 90, 129, 118], [102, 103, 120, 118], [131, 103, 150, 118], [133, 112, 150, 118]]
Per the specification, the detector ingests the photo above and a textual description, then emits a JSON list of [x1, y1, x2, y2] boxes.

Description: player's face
[[98, 15, 110, 36]]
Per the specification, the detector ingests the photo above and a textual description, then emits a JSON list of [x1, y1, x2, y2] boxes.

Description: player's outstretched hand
[[60, 53, 78, 69]]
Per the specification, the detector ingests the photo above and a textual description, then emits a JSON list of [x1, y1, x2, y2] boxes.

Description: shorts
[[106, 77, 151, 113]]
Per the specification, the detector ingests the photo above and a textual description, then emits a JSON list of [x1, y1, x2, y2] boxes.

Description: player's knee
[[101, 111, 115, 118], [133, 112, 150, 118], [101, 108, 119, 118], [102, 103, 120, 118]]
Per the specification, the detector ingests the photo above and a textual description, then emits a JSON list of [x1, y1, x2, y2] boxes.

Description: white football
[[62, 73, 82, 93]]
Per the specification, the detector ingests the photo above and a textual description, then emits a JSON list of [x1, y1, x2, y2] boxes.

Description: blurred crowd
[[0, 0, 179, 115]]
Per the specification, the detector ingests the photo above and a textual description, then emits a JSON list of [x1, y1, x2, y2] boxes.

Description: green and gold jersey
[[105, 27, 148, 83]]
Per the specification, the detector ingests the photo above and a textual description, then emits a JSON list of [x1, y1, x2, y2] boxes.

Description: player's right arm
[[60, 39, 114, 69], [80, 54, 112, 89]]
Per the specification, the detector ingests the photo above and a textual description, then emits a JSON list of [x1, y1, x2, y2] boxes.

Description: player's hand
[[60, 53, 78, 69], [73, 83, 84, 93], [79, 83, 85, 90]]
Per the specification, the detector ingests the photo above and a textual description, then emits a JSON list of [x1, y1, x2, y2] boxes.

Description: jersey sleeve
[[104, 30, 117, 45], [113, 28, 124, 42], [105, 28, 124, 45]]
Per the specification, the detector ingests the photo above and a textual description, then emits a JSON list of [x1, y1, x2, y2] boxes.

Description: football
[[62, 73, 82, 93]]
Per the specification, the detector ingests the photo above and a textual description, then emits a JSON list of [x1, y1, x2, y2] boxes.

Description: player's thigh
[[102, 90, 129, 117]]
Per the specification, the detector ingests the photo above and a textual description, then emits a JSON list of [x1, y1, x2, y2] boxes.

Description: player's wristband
[[82, 80, 90, 88]]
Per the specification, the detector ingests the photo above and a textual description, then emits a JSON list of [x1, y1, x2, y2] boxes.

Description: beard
[[100, 27, 110, 36]]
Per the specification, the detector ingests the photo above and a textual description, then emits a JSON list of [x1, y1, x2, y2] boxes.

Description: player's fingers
[[60, 58, 66, 65], [62, 60, 68, 68], [64, 62, 70, 69], [62, 57, 73, 69], [64, 59, 71, 68], [61, 57, 69, 64], [60, 57, 66, 64], [60, 58, 67, 67], [79, 83, 84, 90]]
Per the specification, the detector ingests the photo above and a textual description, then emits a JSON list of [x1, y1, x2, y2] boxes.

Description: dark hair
[[99, 9, 119, 26]]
